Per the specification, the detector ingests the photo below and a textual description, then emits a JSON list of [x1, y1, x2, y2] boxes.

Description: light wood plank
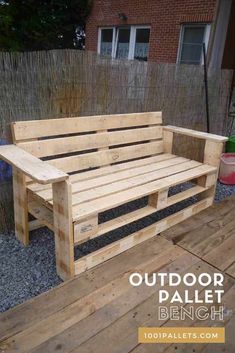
[[28, 154, 175, 193], [53, 180, 74, 280], [72, 164, 216, 221], [74, 197, 213, 274], [33, 157, 190, 203], [28, 201, 54, 231], [163, 130, 173, 153], [0, 145, 68, 184], [74, 184, 208, 245], [74, 206, 156, 244], [12, 112, 162, 141], [18, 126, 163, 158], [12, 168, 29, 245], [204, 140, 224, 168], [164, 125, 228, 142], [48, 140, 164, 173], [28, 219, 44, 231]]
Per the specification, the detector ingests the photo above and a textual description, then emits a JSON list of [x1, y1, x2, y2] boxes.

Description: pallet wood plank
[[12, 168, 29, 245], [53, 180, 74, 280], [74, 197, 213, 274], [48, 141, 164, 173], [28, 154, 176, 194], [72, 165, 216, 221], [164, 125, 228, 142], [28, 201, 54, 231], [35, 158, 196, 204], [0, 145, 68, 184], [18, 126, 163, 158], [12, 112, 162, 141]]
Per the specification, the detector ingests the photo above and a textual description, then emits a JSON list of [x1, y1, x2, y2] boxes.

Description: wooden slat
[[53, 180, 74, 280], [167, 185, 207, 207], [12, 112, 162, 142], [12, 168, 29, 245], [46, 140, 164, 173], [164, 125, 228, 142], [163, 130, 173, 153], [32, 157, 189, 202], [72, 164, 216, 221], [18, 126, 163, 158], [29, 219, 44, 231], [74, 185, 208, 245], [0, 145, 68, 184], [204, 140, 224, 168], [29, 154, 175, 193], [71, 160, 201, 206], [28, 201, 54, 231], [74, 197, 213, 275], [74, 206, 156, 244]]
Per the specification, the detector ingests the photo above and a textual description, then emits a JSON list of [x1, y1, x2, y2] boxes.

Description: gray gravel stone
[[0, 181, 234, 313]]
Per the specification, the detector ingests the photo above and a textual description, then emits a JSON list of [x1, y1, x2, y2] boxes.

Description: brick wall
[[85, 0, 217, 63]]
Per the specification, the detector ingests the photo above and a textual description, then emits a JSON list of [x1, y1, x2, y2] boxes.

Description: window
[[98, 26, 150, 61], [99, 28, 114, 57], [177, 24, 211, 65], [116, 28, 131, 59]]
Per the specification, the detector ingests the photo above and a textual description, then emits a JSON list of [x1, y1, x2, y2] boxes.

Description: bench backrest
[[11, 112, 163, 173]]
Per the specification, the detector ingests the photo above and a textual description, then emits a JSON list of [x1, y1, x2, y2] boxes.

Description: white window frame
[[97, 27, 116, 58], [177, 23, 211, 65], [98, 25, 150, 60]]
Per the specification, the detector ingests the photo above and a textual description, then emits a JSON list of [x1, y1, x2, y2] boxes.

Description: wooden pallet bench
[[0, 112, 228, 280]]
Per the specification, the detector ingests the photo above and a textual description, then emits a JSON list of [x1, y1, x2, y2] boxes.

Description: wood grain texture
[[12, 168, 29, 245], [162, 196, 235, 278], [0, 145, 68, 184], [18, 126, 163, 158], [164, 125, 228, 142], [12, 112, 162, 141], [53, 180, 74, 280]]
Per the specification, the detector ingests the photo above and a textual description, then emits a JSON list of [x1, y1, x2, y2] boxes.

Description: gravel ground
[[0, 181, 235, 313]]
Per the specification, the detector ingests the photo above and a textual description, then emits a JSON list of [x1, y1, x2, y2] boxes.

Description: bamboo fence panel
[[0, 49, 233, 231]]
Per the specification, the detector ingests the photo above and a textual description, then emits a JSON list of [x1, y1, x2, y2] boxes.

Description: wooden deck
[[163, 196, 235, 279], [0, 197, 235, 353]]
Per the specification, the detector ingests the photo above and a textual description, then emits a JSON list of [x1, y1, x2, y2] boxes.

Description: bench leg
[[53, 180, 75, 280], [13, 168, 29, 245]]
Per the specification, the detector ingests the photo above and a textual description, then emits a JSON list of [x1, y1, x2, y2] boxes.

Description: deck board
[[1, 197, 235, 353], [162, 196, 235, 278]]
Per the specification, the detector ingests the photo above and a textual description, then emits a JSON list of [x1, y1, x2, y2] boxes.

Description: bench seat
[[0, 112, 227, 280], [28, 154, 216, 222]]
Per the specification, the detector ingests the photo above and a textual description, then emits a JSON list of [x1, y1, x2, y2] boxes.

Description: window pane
[[116, 28, 130, 59], [100, 29, 113, 57], [134, 28, 150, 61], [180, 26, 205, 65]]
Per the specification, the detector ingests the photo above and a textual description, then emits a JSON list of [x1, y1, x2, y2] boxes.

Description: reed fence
[[0, 49, 233, 231]]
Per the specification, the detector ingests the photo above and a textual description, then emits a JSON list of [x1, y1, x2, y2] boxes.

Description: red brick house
[[85, 0, 234, 69]]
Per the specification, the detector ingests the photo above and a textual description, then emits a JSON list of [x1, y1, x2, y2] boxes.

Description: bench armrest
[[0, 145, 68, 184], [163, 126, 228, 143]]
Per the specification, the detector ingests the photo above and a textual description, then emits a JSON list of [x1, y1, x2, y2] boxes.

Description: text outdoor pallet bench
[[0, 112, 228, 280]]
